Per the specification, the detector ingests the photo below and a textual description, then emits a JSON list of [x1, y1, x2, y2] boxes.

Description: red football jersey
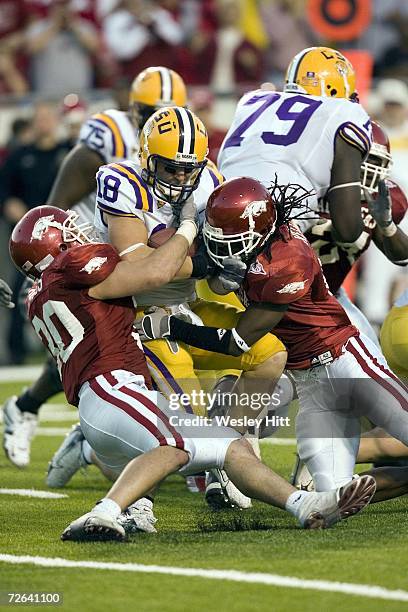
[[27, 243, 151, 406], [238, 223, 357, 369], [305, 180, 408, 293]]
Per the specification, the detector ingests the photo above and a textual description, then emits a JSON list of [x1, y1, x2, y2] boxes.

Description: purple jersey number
[[223, 93, 322, 149]]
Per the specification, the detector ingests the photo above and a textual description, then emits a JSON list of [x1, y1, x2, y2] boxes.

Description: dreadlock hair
[[260, 175, 316, 262]]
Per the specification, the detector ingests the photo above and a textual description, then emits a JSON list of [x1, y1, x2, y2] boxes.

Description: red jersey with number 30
[[238, 223, 358, 369], [27, 243, 151, 406]]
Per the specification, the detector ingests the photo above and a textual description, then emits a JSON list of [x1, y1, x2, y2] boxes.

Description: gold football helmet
[[140, 106, 208, 207], [129, 66, 187, 129], [285, 46, 356, 99]]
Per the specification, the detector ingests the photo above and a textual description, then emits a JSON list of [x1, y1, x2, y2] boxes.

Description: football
[[148, 227, 198, 256]]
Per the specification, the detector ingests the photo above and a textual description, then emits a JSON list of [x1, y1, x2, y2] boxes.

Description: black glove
[[190, 236, 217, 279]]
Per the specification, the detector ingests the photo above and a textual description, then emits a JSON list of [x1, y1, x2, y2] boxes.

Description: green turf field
[[1, 380, 408, 612]]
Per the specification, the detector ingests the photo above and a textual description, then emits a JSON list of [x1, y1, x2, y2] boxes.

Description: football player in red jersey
[[9, 205, 376, 540], [138, 177, 408, 496], [306, 122, 408, 346]]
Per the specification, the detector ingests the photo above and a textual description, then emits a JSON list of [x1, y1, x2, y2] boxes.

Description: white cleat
[[61, 511, 125, 542], [3, 396, 37, 468], [298, 474, 376, 529], [290, 454, 314, 491], [47, 423, 86, 488], [205, 469, 252, 510], [117, 498, 158, 534]]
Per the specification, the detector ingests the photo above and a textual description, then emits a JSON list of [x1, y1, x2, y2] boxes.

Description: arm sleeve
[[96, 163, 152, 220], [60, 244, 120, 288]]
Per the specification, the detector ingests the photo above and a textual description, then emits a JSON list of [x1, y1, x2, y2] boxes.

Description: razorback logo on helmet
[[80, 257, 108, 275], [240, 200, 268, 229], [276, 281, 305, 294], [31, 215, 61, 242]]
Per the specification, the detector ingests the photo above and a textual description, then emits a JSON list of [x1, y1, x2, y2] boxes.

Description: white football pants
[[78, 369, 239, 476], [292, 334, 408, 491]]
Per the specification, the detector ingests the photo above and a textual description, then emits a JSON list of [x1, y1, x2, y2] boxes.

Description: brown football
[[148, 227, 198, 256]]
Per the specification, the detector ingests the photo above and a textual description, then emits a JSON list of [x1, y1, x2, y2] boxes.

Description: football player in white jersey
[[218, 47, 372, 244], [2, 67, 188, 470]]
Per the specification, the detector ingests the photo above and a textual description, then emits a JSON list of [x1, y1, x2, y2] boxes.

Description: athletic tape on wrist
[[176, 220, 197, 246], [382, 222, 397, 237]]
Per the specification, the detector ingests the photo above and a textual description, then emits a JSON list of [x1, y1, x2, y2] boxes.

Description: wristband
[[176, 220, 197, 246], [381, 222, 397, 238], [231, 328, 251, 353]]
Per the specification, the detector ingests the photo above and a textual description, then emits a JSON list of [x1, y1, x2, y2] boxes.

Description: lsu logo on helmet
[[139, 106, 208, 207], [285, 46, 356, 99]]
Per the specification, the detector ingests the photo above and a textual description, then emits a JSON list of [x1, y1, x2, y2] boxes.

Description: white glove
[[0, 279, 15, 309]]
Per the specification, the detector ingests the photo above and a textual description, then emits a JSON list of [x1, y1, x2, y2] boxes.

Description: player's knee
[[225, 438, 256, 465], [250, 350, 287, 378], [169, 447, 190, 471]]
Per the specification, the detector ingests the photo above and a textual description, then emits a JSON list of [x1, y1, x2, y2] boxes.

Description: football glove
[[215, 257, 247, 292], [0, 278, 14, 309], [364, 180, 396, 236]]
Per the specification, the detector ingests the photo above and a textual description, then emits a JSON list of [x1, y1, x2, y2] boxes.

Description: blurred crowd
[[0, 0, 408, 364]]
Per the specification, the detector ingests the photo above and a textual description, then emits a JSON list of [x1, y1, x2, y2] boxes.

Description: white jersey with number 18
[[218, 90, 372, 212]]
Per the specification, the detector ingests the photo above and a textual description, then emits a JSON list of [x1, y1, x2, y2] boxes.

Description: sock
[[285, 489, 310, 518], [93, 498, 121, 519], [82, 440, 93, 465], [16, 390, 42, 415]]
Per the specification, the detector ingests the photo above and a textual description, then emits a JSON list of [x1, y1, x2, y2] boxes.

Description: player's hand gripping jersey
[[238, 223, 357, 369], [27, 243, 151, 406], [94, 159, 223, 306], [218, 90, 372, 212], [305, 180, 408, 293]]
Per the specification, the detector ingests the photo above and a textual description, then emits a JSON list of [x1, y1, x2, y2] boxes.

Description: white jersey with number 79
[[218, 90, 372, 213]]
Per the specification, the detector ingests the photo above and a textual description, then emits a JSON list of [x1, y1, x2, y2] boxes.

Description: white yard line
[[0, 554, 407, 602], [0, 365, 42, 382], [260, 438, 297, 446], [0, 489, 67, 499]]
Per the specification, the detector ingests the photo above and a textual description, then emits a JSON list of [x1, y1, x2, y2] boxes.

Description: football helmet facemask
[[285, 46, 356, 99], [203, 177, 277, 268], [9, 206, 96, 279], [129, 66, 187, 130], [361, 121, 393, 194], [140, 106, 208, 208]]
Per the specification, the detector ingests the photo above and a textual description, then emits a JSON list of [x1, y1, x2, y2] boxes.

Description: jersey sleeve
[[59, 244, 120, 288], [335, 101, 372, 157], [258, 255, 315, 305], [78, 111, 126, 163], [96, 162, 153, 220]]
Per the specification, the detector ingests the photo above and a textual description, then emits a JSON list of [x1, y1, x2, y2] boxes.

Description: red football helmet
[[9, 206, 96, 279], [203, 177, 277, 267], [361, 121, 393, 193]]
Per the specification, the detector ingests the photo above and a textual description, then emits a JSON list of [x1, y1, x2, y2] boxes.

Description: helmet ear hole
[[60, 243, 68, 252], [330, 89, 337, 97]]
